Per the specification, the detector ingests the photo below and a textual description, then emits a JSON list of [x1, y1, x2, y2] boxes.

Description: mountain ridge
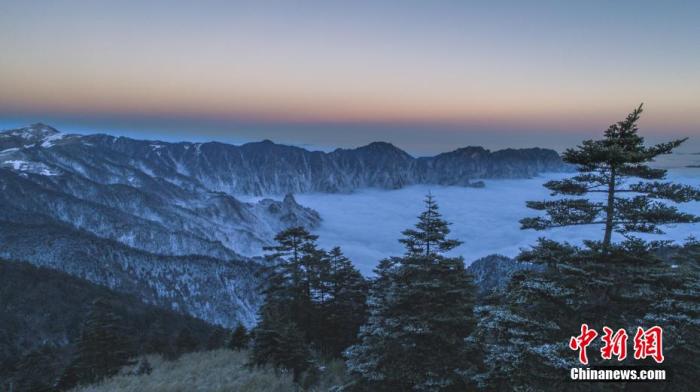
[[0, 123, 566, 335], [1, 124, 567, 195]]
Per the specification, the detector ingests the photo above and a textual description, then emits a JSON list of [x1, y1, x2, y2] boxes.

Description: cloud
[[296, 169, 700, 274]]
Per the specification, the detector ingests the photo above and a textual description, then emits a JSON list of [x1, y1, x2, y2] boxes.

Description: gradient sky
[[1, 0, 699, 154]]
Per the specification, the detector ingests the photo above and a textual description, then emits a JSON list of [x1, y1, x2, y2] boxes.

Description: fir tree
[[520, 104, 700, 253], [261, 226, 322, 339], [229, 324, 250, 350], [346, 195, 479, 391], [477, 223, 700, 392], [251, 226, 320, 378], [400, 193, 462, 256], [320, 247, 368, 356], [206, 328, 228, 350], [175, 327, 198, 355], [253, 227, 368, 376], [642, 238, 700, 390], [11, 345, 60, 392], [481, 105, 700, 390], [56, 298, 135, 390], [250, 304, 312, 382]]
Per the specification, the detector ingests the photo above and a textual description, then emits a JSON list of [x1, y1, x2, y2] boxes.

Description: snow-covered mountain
[[2, 124, 565, 194], [0, 219, 261, 327], [0, 124, 321, 258], [0, 123, 566, 327]]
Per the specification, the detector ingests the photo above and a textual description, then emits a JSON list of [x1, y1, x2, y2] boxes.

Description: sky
[[1, 0, 699, 155]]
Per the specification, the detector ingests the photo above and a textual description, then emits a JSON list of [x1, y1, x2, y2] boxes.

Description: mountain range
[[0, 123, 567, 328]]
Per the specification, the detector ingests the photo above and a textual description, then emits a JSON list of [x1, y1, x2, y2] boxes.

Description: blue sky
[[1, 1, 699, 154]]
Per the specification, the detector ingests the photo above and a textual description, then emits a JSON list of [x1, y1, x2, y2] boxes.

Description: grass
[[70, 349, 348, 392]]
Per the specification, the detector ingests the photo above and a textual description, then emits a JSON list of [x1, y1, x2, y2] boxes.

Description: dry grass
[[70, 349, 348, 392]]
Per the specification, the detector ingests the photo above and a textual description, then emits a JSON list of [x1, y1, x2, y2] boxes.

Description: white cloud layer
[[295, 168, 700, 274]]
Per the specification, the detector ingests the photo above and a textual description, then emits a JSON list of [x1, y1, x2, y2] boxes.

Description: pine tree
[[399, 193, 462, 256], [229, 324, 250, 350], [250, 303, 312, 382], [487, 105, 700, 390], [55, 298, 135, 390], [642, 238, 700, 390], [175, 327, 199, 355], [11, 345, 60, 392], [253, 227, 369, 376], [206, 328, 228, 350], [261, 226, 322, 339], [320, 247, 368, 356], [520, 104, 700, 253], [251, 226, 320, 378], [346, 195, 479, 391]]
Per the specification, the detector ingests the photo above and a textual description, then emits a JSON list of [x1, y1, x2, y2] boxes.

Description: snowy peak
[[0, 124, 567, 195], [3, 123, 59, 140], [0, 123, 65, 150]]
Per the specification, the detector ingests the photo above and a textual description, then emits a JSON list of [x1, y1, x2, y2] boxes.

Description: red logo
[[569, 323, 598, 365], [569, 325, 664, 365], [600, 326, 628, 361], [633, 326, 664, 364]]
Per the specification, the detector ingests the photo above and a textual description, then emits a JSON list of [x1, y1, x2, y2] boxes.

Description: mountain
[[0, 218, 261, 328], [0, 124, 565, 332], [0, 124, 321, 258], [0, 259, 229, 391], [0, 123, 565, 258], [467, 254, 542, 296], [1, 124, 565, 196]]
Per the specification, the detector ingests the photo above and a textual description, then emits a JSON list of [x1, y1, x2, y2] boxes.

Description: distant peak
[[356, 141, 406, 153], [355, 141, 413, 158], [453, 146, 488, 153], [29, 122, 58, 131], [1, 123, 60, 141], [365, 141, 396, 149], [26, 123, 60, 136]]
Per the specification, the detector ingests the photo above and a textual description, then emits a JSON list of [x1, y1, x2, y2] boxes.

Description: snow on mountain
[[0, 124, 321, 258], [0, 123, 567, 326]]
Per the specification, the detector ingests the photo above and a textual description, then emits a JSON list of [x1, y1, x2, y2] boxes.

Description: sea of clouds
[[295, 163, 700, 274]]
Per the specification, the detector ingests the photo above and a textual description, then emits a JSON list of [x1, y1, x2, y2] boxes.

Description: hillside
[[0, 260, 226, 391], [0, 220, 262, 327], [69, 350, 348, 392]]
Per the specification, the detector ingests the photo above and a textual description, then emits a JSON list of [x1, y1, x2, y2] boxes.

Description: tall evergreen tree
[[642, 238, 700, 390], [205, 328, 228, 350], [10, 345, 61, 392], [320, 247, 368, 356], [251, 226, 321, 378], [229, 323, 250, 350], [520, 104, 700, 252], [400, 193, 462, 256], [175, 327, 199, 355], [253, 225, 367, 370], [55, 298, 135, 390], [261, 226, 322, 339], [250, 303, 312, 382], [346, 195, 479, 391], [487, 106, 700, 390]]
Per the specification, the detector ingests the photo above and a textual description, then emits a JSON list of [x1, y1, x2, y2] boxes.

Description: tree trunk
[[603, 166, 616, 253]]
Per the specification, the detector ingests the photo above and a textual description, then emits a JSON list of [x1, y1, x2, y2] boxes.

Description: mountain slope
[[0, 125, 322, 258], [0, 219, 262, 327], [0, 124, 565, 337], [467, 254, 542, 296], [1, 124, 565, 196], [0, 260, 226, 391]]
